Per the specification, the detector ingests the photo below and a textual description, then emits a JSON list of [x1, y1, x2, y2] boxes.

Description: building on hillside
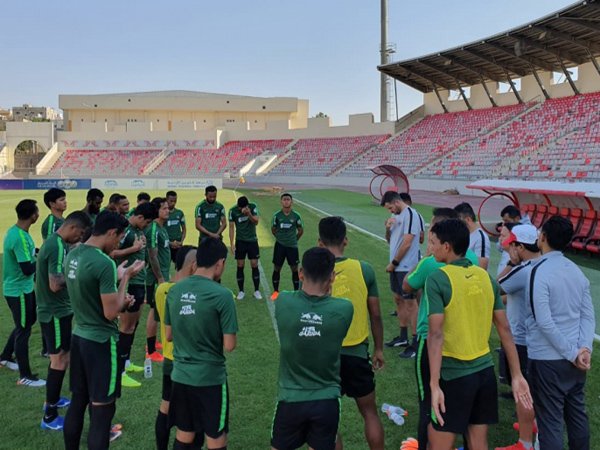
[[12, 104, 59, 121]]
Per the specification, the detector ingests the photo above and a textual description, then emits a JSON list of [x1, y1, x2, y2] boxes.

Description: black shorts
[[432, 366, 498, 434], [170, 247, 179, 264], [271, 399, 340, 450], [272, 242, 299, 268], [5, 291, 37, 330], [146, 283, 156, 308], [415, 337, 431, 450], [503, 344, 529, 385], [340, 354, 375, 398], [235, 240, 260, 260], [169, 381, 229, 439], [162, 360, 173, 402], [69, 334, 123, 403], [40, 315, 73, 354], [389, 271, 415, 299], [126, 284, 146, 313]]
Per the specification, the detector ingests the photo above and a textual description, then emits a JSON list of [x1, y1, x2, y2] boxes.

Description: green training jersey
[[425, 257, 504, 380], [228, 203, 259, 242], [165, 275, 238, 387], [145, 221, 171, 284], [66, 244, 119, 343], [272, 210, 303, 248], [408, 249, 478, 339], [195, 200, 226, 239], [2, 225, 36, 297], [166, 208, 186, 242], [119, 225, 146, 285], [275, 290, 353, 402], [41, 214, 64, 241], [36, 233, 71, 323]]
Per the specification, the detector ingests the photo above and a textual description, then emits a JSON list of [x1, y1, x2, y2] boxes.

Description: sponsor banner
[[23, 178, 91, 190], [92, 178, 222, 190], [157, 178, 222, 190], [0, 180, 24, 190]]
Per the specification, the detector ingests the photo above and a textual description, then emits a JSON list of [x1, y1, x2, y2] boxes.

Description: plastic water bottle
[[387, 411, 405, 425], [144, 357, 152, 379], [381, 403, 407, 425]]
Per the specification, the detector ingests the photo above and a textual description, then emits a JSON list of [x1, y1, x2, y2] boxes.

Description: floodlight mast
[[380, 0, 389, 123]]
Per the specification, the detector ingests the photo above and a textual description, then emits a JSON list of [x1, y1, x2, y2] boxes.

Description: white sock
[[519, 439, 533, 450]]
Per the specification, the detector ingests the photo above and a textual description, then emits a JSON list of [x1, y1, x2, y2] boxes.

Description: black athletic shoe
[[399, 346, 416, 359], [389, 310, 398, 316], [385, 336, 408, 348]]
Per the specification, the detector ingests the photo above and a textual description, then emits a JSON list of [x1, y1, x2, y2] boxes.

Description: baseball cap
[[502, 224, 538, 246]]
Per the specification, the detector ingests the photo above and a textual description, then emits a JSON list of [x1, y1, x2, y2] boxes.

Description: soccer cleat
[[40, 415, 64, 431], [513, 421, 538, 434], [43, 396, 71, 411], [390, 310, 398, 316], [110, 424, 123, 442], [17, 376, 46, 387], [253, 290, 263, 300], [121, 373, 141, 388], [495, 442, 528, 450], [146, 351, 164, 363], [400, 437, 419, 450], [155, 341, 163, 351], [40, 350, 49, 358], [385, 336, 408, 348], [125, 362, 144, 373], [236, 291, 245, 300], [399, 347, 417, 359], [0, 358, 19, 371], [270, 291, 279, 301]]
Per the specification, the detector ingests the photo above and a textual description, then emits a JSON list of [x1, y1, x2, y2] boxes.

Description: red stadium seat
[[571, 210, 597, 251], [585, 220, 600, 254], [531, 205, 548, 229]]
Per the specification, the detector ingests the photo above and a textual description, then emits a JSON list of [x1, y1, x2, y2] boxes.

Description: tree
[[313, 112, 328, 118]]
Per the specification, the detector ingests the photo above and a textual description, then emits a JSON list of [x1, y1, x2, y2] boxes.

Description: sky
[[1, 0, 574, 124]]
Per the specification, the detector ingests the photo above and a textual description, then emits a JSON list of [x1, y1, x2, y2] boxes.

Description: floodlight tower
[[380, 0, 395, 122]]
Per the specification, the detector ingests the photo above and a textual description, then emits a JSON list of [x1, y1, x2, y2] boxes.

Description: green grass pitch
[[0, 187, 597, 449]]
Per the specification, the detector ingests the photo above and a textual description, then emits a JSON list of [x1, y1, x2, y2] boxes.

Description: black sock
[[64, 393, 88, 450], [292, 271, 299, 290], [192, 433, 205, 449], [272, 270, 280, 292], [118, 332, 134, 365], [88, 403, 116, 450], [252, 267, 260, 291], [155, 410, 170, 450], [44, 367, 66, 422], [174, 439, 193, 449], [411, 334, 418, 348], [147, 336, 157, 354], [400, 327, 408, 342], [236, 268, 244, 292]]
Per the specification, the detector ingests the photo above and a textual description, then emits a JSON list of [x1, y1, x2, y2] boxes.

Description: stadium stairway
[[261, 139, 298, 174], [142, 144, 175, 175]]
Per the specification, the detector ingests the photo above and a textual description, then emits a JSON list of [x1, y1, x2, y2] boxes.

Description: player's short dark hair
[[150, 197, 167, 210], [454, 202, 477, 222], [237, 196, 249, 208], [137, 192, 151, 202], [166, 191, 177, 198], [503, 222, 517, 231], [205, 185, 217, 194], [519, 242, 540, 253], [380, 191, 401, 206], [64, 211, 92, 229], [133, 202, 157, 220], [175, 245, 197, 271], [319, 216, 346, 247], [541, 216, 573, 251], [43, 188, 66, 208], [301, 247, 335, 284], [281, 193, 292, 200], [86, 188, 104, 201], [16, 199, 38, 220], [109, 193, 123, 205], [432, 207, 458, 221], [92, 211, 129, 236], [430, 219, 469, 257], [197, 238, 227, 268], [399, 192, 412, 204], [501, 205, 521, 219]]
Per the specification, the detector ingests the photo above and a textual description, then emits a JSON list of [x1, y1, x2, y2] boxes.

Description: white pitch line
[[257, 261, 279, 343]]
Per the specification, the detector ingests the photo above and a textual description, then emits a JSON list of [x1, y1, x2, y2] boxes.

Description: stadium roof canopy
[[379, 0, 600, 98]]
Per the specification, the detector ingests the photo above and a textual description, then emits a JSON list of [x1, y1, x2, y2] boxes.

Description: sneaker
[[390, 310, 398, 316], [0, 358, 19, 371], [121, 373, 141, 388], [236, 291, 245, 300], [43, 396, 71, 410], [495, 442, 527, 450], [146, 351, 164, 363], [110, 424, 123, 442], [399, 346, 416, 359], [156, 341, 163, 351], [270, 291, 279, 301], [385, 336, 408, 348], [125, 362, 144, 373], [40, 415, 64, 431], [253, 290, 263, 300], [17, 376, 46, 387], [513, 421, 538, 434]]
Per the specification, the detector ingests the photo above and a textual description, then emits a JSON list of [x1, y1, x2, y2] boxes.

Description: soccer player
[[426, 219, 532, 450], [0, 199, 43, 386], [454, 202, 490, 270], [271, 247, 353, 450], [495, 224, 540, 450], [103, 193, 123, 213], [229, 195, 262, 300], [318, 217, 384, 450], [82, 188, 104, 224], [37, 211, 92, 430], [380, 191, 421, 357], [63, 211, 145, 450], [166, 190, 187, 264], [271, 193, 303, 299], [525, 216, 594, 450], [399, 192, 425, 245], [41, 188, 67, 241], [145, 197, 171, 362], [154, 245, 197, 450], [112, 202, 156, 387], [125, 192, 151, 219], [402, 208, 479, 450], [165, 237, 238, 450], [195, 185, 227, 244], [500, 205, 531, 226]]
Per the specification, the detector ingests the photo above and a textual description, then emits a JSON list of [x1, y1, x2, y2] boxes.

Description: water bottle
[[381, 403, 407, 416], [388, 411, 405, 425], [144, 357, 152, 379]]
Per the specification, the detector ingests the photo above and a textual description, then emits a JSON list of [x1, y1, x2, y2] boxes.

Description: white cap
[[502, 224, 538, 246]]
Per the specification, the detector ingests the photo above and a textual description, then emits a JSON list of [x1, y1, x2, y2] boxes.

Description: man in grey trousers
[[525, 216, 595, 450]]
